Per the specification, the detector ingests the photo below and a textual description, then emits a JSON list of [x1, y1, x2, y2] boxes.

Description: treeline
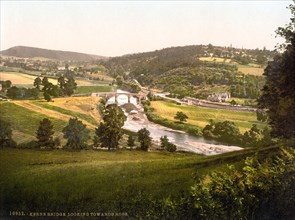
[[3, 76, 77, 101]]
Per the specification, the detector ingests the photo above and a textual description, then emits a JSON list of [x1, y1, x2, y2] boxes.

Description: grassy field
[[0, 146, 277, 216], [0, 102, 67, 143], [75, 85, 115, 94], [0, 71, 57, 85], [32, 101, 99, 126], [0, 97, 102, 143], [237, 65, 265, 76], [150, 101, 264, 133]]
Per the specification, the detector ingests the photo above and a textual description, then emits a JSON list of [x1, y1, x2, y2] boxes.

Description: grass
[[32, 101, 99, 126], [0, 146, 278, 215], [198, 57, 235, 64], [237, 65, 265, 76], [150, 101, 265, 133], [75, 85, 114, 94], [0, 102, 68, 143]]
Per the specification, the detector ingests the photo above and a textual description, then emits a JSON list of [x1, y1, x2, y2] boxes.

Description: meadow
[[150, 101, 264, 133], [0, 146, 276, 216], [237, 65, 264, 76]]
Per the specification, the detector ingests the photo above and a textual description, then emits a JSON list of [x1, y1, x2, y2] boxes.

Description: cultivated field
[[199, 57, 234, 63], [0, 71, 105, 87], [0, 72, 56, 85], [237, 66, 264, 76], [150, 101, 264, 133]]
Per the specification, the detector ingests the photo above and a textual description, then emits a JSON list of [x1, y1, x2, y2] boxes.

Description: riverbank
[[120, 101, 243, 155]]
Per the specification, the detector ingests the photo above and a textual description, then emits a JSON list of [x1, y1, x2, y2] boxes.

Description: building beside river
[[207, 93, 231, 102]]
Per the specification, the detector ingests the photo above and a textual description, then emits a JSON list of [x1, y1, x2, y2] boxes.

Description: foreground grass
[[0, 149, 203, 213], [150, 101, 265, 133], [0, 146, 279, 216]]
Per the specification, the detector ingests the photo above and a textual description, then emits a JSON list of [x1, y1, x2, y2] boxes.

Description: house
[[207, 93, 231, 102]]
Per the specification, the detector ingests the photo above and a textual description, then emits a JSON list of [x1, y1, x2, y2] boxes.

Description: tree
[[63, 77, 77, 96], [258, 2, 295, 139], [243, 124, 263, 147], [0, 80, 12, 91], [6, 86, 22, 99], [160, 135, 177, 152], [62, 118, 90, 150], [116, 75, 124, 87], [174, 111, 188, 123], [203, 120, 241, 145], [57, 76, 66, 90], [138, 128, 152, 151], [0, 119, 16, 147], [127, 135, 135, 148], [230, 99, 237, 106], [43, 89, 52, 102], [41, 77, 50, 89], [36, 118, 55, 148], [94, 104, 126, 150], [160, 135, 169, 150], [33, 77, 42, 90], [213, 121, 241, 145]]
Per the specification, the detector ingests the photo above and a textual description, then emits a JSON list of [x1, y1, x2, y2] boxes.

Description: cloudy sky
[[1, 1, 293, 56]]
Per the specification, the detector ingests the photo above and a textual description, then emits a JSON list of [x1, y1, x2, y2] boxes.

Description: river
[[106, 90, 243, 155]]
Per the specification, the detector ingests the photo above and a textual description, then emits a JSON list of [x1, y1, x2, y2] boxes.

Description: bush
[[17, 140, 38, 149], [166, 142, 177, 152], [202, 120, 242, 145]]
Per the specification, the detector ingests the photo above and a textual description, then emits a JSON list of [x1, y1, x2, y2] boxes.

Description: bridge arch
[[91, 92, 146, 104]]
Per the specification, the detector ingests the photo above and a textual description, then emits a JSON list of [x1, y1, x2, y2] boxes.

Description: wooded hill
[[101, 45, 274, 99], [1, 46, 106, 62]]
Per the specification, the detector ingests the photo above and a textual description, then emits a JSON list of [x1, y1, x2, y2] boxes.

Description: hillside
[[101, 44, 271, 100], [0, 46, 106, 62]]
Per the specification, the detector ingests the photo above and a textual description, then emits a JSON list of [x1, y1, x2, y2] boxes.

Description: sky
[[0, 1, 293, 57]]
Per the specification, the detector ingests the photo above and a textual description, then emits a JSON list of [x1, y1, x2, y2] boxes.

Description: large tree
[[36, 118, 55, 148], [0, 119, 16, 147], [63, 77, 77, 96], [137, 128, 152, 151], [258, 2, 295, 139], [63, 118, 90, 150], [94, 104, 126, 150]]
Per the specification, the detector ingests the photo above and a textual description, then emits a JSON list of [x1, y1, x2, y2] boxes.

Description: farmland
[[237, 65, 265, 76], [150, 101, 264, 133], [0, 71, 109, 87], [0, 71, 57, 85]]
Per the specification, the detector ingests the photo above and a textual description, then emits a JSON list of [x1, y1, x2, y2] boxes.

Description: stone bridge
[[91, 92, 146, 104]]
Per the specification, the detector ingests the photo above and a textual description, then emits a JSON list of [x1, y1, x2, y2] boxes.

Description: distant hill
[[0, 46, 107, 62]]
